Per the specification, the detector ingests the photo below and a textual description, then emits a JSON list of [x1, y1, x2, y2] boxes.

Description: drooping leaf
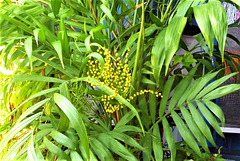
[[194, 4, 214, 56], [164, 17, 187, 74], [208, 1, 228, 60]]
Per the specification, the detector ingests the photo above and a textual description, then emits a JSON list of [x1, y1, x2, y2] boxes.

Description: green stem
[[130, 1, 145, 98]]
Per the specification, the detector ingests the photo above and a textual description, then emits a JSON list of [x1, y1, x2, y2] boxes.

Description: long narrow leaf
[[171, 111, 202, 157], [54, 93, 90, 160], [162, 117, 176, 161], [0, 112, 42, 151]]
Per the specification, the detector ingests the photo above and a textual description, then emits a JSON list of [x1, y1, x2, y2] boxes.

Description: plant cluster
[[0, 0, 240, 160]]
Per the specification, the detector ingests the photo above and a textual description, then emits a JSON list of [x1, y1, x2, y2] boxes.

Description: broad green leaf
[[208, 1, 228, 60], [196, 101, 224, 137], [162, 117, 176, 161], [0, 112, 42, 151], [70, 151, 84, 161], [171, 110, 202, 157], [12, 75, 66, 83], [49, 130, 77, 150], [3, 131, 32, 161], [174, 0, 193, 17], [89, 137, 114, 161], [188, 102, 216, 147], [52, 40, 64, 69], [194, 4, 214, 56], [203, 100, 225, 127], [24, 36, 33, 70], [98, 133, 138, 161], [54, 93, 89, 160], [151, 29, 166, 84], [153, 124, 163, 161], [51, 0, 61, 17], [196, 72, 238, 99], [164, 17, 187, 74], [203, 84, 240, 100], [180, 106, 209, 153], [43, 137, 69, 160]]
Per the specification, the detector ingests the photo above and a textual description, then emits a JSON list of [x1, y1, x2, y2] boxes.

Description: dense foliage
[[0, 0, 240, 160]]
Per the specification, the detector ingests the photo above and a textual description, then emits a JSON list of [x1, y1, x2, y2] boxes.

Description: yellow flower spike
[[155, 92, 158, 95], [130, 96, 133, 100], [127, 48, 130, 52], [136, 92, 140, 96]]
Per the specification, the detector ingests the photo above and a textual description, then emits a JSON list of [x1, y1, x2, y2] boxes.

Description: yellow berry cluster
[[87, 47, 131, 113], [126, 89, 162, 102]]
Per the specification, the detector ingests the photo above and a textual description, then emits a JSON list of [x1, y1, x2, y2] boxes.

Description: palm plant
[[0, 0, 240, 160]]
